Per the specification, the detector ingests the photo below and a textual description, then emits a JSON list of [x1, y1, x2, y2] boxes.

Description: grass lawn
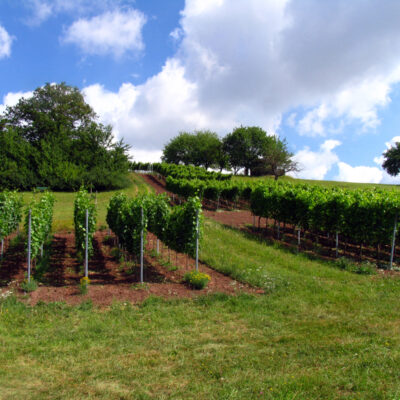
[[19, 173, 152, 231], [1, 216, 400, 398]]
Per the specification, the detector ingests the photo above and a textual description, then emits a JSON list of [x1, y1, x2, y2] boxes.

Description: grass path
[[20, 173, 152, 231]]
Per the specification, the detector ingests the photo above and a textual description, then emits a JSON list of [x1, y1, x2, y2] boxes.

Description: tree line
[[0, 83, 131, 191], [161, 127, 299, 179]]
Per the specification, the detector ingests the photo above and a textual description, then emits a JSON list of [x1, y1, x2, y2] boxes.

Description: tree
[[222, 126, 271, 175], [162, 130, 222, 169], [382, 142, 400, 176], [262, 137, 299, 180], [0, 82, 131, 190]]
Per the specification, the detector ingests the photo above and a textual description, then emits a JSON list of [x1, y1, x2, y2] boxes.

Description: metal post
[[27, 209, 32, 282], [156, 239, 159, 255], [40, 243, 43, 258], [195, 210, 199, 272], [85, 209, 89, 278], [335, 231, 339, 258], [297, 228, 300, 252], [277, 221, 280, 240], [140, 207, 144, 283], [253, 215, 255, 227], [390, 214, 398, 270], [1, 238, 3, 260]]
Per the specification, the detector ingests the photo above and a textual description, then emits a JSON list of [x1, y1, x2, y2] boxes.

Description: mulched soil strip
[[143, 173, 400, 272], [1, 230, 261, 308]]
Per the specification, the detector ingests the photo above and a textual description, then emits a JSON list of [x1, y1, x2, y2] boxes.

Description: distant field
[[233, 174, 400, 190], [20, 173, 152, 231]]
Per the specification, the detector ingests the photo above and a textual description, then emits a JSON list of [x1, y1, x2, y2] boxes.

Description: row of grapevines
[[165, 177, 246, 203], [106, 193, 202, 258], [251, 183, 400, 246], [25, 192, 55, 260], [152, 162, 231, 181], [0, 191, 22, 241], [74, 188, 97, 259]]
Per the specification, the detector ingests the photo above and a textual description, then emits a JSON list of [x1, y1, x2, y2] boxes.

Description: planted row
[[251, 183, 400, 247], [106, 193, 203, 259], [152, 162, 231, 181], [25, 192, 55, 260], [0, 191, 22, 243], [74, 188, 97, 260]]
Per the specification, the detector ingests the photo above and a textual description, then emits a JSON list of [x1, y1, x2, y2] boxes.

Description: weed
[[79, 276, 90, 295], [20, 278, 38, 292], [183, 271, 211, 290], [130, 282, 149, 290]]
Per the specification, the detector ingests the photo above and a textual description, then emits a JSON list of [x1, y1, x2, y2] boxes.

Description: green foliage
[[24, 192, 55, 260], [162, 130, 222, 169], [20, 278, 38, 292], [183, 270, 211, 289], [74, 188, 97, 259], [0, 191, 22, 240], [107, 193, 202, 258], [0, 82, 131, 191], [382, 142, 400, 176]]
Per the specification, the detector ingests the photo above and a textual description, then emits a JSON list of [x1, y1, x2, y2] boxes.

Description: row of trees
[[162, 127, 299, 179], [0, 83, 131, 191]]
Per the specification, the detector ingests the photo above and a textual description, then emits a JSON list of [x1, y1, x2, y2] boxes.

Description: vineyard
[[142, 163, 400, 267]]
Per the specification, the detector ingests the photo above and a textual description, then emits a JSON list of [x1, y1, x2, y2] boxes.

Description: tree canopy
[[162, 126, 298, 179], [0, 82, 131, 191], [162, 130, 221, 170], [382, 142, 400, 176]]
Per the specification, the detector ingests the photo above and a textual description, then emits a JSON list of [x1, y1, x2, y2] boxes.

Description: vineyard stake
[[195, 209, 199, 272], [85, 209, 89, 278], [0, 238, 3, 260], [297, 228, 300, 252], [27, 209, 32, 283], [390, 213, 398, 270], [156, 239, 159, 254], [140, 207, 144, 283], [40, 243, 43, 258], [335, 231, 339, 258], [277, 221, 280, 240]]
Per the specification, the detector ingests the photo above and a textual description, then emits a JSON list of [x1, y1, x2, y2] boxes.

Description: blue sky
[[1, 0, 400, 183]]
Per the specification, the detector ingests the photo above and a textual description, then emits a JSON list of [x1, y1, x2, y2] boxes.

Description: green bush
[[183, 271, 211, 290], [20, 278, 38, 292]]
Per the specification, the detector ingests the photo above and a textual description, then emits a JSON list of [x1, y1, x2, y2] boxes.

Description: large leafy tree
[[0, 82, 131, 190], [254, 137, 299, 180], [162, 130, 221, 169], [222, 126, 272, 175], [382, 143, 400, 176]]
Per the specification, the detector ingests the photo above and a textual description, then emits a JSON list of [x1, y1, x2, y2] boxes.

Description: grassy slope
[[1, 177, 400, 398], [20, 173, 152, 231]]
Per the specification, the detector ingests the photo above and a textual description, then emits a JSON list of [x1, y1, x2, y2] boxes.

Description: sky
[[1, 0, 400, 183]]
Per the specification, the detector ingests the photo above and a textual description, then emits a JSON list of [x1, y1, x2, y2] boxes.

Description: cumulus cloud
[[289, 140, 341, 180], [83, 59, 237, 150], [0, 90, 34, 114], [335, 163, 383, 184], [62, 9, 146, 58], [0, 25, 14, 59]]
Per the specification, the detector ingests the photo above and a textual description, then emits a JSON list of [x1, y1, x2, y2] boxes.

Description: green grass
[[1, 217, 400, 398], [233, 174, 400, 190], [20, 173, 153, 231]]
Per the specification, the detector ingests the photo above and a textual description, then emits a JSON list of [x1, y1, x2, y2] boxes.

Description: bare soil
[[0, 230, 259, 308]]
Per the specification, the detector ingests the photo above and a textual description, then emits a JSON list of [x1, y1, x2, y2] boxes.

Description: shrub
[[79, 276, 90, 295], [183, 271, 211, 290]]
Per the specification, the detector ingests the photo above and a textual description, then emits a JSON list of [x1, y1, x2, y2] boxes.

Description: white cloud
[[83, 59, 237, 150], [0, 90, 34, 114], [289, 140, 341, 180], [0, 25, 14, 59], [63, 10, 146, 58], [25, 0, 127, 25], [335, 162, 383, 184]]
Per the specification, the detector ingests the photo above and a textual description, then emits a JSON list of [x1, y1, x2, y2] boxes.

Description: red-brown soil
[[0, 230, 260, 308]]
